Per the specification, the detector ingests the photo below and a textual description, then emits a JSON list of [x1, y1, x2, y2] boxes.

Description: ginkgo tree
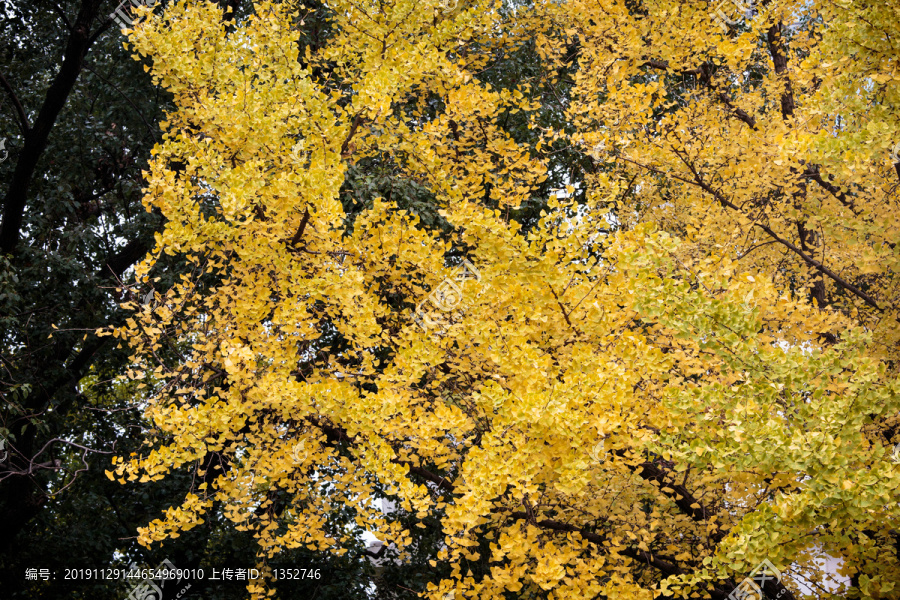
[[105, 0, 900, 599]]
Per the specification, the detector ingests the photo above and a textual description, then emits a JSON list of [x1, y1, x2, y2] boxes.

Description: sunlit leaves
[[103, 0, 900, 598]]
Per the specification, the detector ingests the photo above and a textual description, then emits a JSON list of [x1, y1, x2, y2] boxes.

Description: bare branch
[[83, 63, 158, 139], [0, 71, 30, 136]]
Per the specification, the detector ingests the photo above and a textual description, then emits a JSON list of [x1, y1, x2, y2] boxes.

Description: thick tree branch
[[92, 234, 153, 309], [22, 236, 152, 418], [31, 336, 108, 415], [363, 542, 388, 559], [506, 510, 796, 600], [630, 458, 722, 540], [715, 91, 757, 129], [641, 59, 702, 77], [805, 165, 859, 215], [289, 208, 310, 248], [763, 578, 797, 600], [766, 21, 795, 120], [405, 464, 454, 492], [47, 1, 74, 30], [100, 237, 150, 281], [340, 114, 364, 158], [507, 511, 605, 544]]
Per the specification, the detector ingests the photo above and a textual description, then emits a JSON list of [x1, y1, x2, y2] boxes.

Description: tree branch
[[765, 21, 795, 121], [504, 510, 718, 594], [630, 457, 722, 540], [804, 165, 859, 215], [83, 63, 158, 139], [546, 282, 574, 328], [506, 510, 796, 600], [617, 155, 882, 310], [25, 236, 152, 417], [289, 208, 310, 248], [642, 60, 754, 128], [363, 542, 388, 559], [100, 237, 150, 281], [641, 59, 702, 77], [340, 114, 364, 158], [715, 91, 757, 129], [0, 71, 30, 136], [45, 0, 73, 31]]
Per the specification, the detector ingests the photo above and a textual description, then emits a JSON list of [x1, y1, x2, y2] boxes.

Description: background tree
[[0, 0, 168, 579]]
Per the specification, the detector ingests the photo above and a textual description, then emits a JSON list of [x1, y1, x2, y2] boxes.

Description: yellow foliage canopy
[[105, 0, 900, 598]]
